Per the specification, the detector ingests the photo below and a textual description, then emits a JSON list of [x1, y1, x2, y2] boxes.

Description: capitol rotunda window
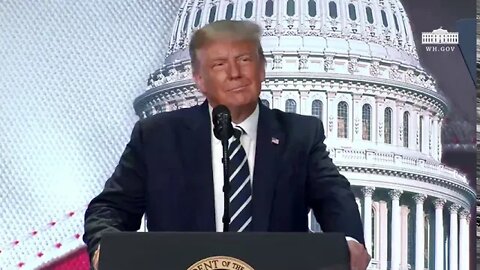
[[403, 111, 410, 147], [286, 0, 295, 16], [225, 3, 234, 20], [285, 99, 297, 113], [366, 6, 374, 24], [182, 10, 190, 32], [384, 107, 393, 144], [308, 0, 316, 17], [265, 0, 274, 17], [208, 5, 217, 23], [194, 9, 202, 27], [419, 116, 424, 151], [244, 1, 253, 19], [348, 4, 357, 21], [362, 104, 372, 141], [337, 101, 348, 139], [312, 100, 323, 119], [328, 1, 338, 19], [393, 14, 400, 32], [381, 10, 388, 27]]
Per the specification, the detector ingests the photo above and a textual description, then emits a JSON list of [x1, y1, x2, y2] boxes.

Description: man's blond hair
[[189, 20, 265, 73]]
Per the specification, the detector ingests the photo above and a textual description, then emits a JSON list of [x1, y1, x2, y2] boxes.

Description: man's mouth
[[229, 85, 248, 92]]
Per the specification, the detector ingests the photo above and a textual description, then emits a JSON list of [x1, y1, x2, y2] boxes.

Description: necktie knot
[[233, 126, 245, 139]]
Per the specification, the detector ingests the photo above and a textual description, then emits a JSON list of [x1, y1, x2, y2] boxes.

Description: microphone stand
[[212, 104, 234, 233], [221, 138, 230, 232]]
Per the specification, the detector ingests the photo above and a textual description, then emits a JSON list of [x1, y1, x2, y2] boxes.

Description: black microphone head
[[212, 105, 234, 141]]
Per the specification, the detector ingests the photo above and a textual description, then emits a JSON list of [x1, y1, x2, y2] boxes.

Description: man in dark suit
[[83, 20, 370, 270]]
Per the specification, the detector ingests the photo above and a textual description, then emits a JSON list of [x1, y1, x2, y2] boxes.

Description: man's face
[[192, 39, 265, 110]]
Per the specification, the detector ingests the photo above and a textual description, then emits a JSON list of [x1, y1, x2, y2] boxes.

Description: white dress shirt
[[207, 103, 358, 244]]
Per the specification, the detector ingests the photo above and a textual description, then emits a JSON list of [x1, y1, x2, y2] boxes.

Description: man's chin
[[210, 93, 258, 109], [225, 98, 257, 109]]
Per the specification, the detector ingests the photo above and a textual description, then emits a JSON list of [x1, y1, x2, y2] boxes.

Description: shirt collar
[[209, 103, 259, 143]]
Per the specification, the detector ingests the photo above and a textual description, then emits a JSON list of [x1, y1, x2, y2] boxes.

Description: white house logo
[[422, 27, 459, 44], [421, 27, 458, 52]]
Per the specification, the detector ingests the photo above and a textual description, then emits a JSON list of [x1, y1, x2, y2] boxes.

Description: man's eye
[[213, 63, 224, 68]]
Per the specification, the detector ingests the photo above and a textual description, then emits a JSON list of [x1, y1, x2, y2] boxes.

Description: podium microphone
[[212, 105, 234, 232]]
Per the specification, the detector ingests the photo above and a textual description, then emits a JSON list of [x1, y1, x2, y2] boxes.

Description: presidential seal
[[187, 256, 254, 270]]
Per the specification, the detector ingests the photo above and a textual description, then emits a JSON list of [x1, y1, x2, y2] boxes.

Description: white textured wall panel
[[0, 1, 181, 268]]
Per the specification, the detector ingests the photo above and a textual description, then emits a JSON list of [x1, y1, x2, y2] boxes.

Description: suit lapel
[[251, 103, 284, 231], [182, 101, 216, 231]]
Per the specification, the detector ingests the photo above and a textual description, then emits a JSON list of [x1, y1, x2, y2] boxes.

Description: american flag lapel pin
[[271, 137, 279, 145]]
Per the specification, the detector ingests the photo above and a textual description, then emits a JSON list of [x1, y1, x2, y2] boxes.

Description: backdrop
[[0, 0, 476, 269]]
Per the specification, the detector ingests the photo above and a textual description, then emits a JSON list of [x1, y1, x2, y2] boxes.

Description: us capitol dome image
[[133, 0, 475, 269]]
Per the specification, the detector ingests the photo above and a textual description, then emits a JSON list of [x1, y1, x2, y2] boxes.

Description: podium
[[98, 232, 350, 270]]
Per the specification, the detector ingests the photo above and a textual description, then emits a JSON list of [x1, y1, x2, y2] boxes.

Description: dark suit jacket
[[83, 100, 364, 260]]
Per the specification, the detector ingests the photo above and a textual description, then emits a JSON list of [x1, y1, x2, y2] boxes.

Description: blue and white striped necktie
[[228, 126, 252, 232]]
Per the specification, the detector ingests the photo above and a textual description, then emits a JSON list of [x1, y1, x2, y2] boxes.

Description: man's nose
[[228, 61, 241, 79]]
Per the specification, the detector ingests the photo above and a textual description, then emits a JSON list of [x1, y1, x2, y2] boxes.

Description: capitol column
[[299, 90, 309, 116], [431, 115, 439, 159], [449, 204, 460, 270], [168, 3, 184, 49], [437, 118, 443, 160], [389, 189, 402, 270], [434, 198, 446, 270], [199, 0, 210, 24], [400, 207, 410, 269], [327, 91, 337, 138], [412, 108, 420, 151], [396, 8, 409, 47], [375, 96, 384, 144], [413, 194, 427, 270], [361, 187, 375, 255], [418, 111, 425, 153], [458, 209, 470, 270], [395, 100, 404, 147], [353, 94, 362, 142], [400, 8, 415, 51], [424, 116, 431, 156], [379, 201, 388, 270], [271, 89, 282, 110]]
